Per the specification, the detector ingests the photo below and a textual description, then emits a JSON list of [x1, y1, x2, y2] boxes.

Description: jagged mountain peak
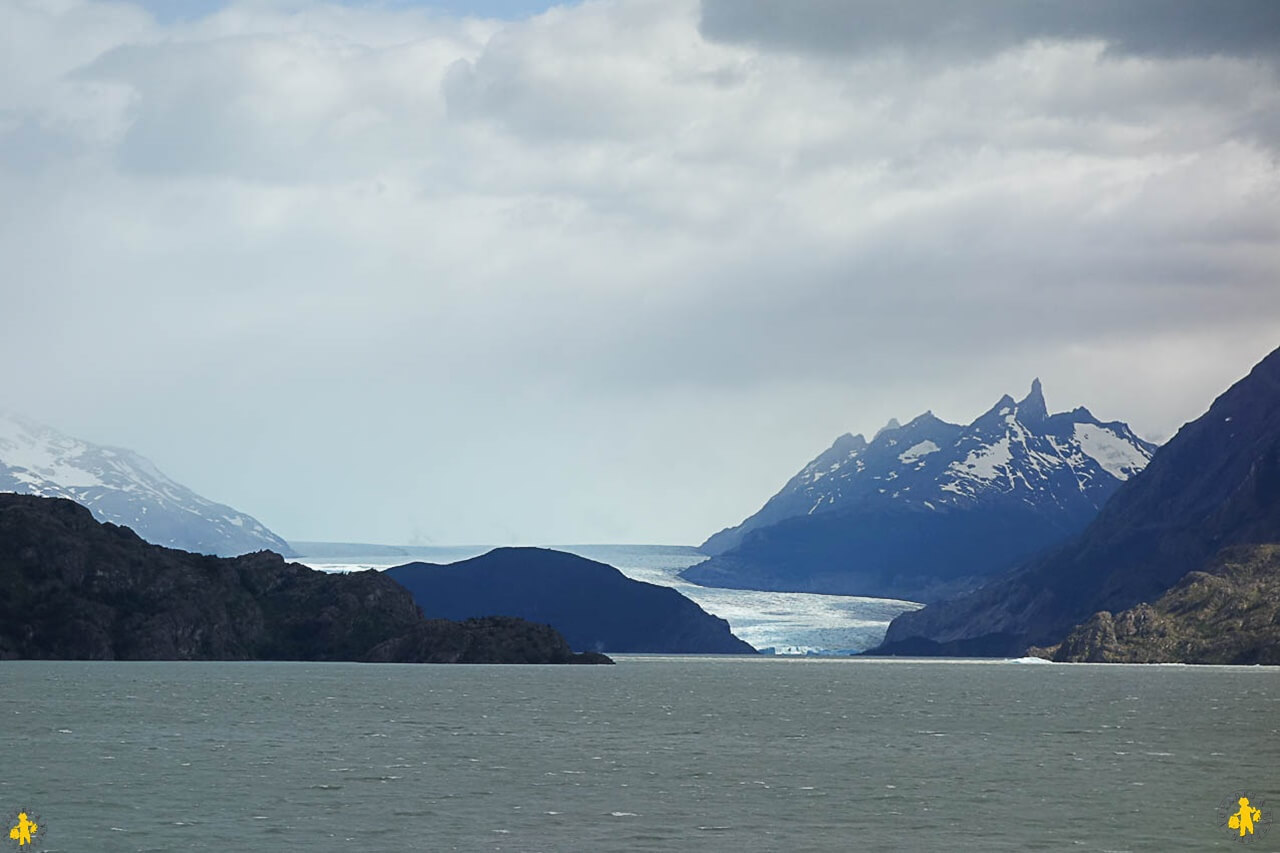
[[831, 432, 868, 453], [699, 382, 1156, 564], [871, 411, 960, 448], [969, 380, 1105, 434], [971, 391, 1023, 426], [872, 418, 903, 441], [0, 410, 293, 557], [1017, 378, 1048, 424], [906, 410, 950, 429]]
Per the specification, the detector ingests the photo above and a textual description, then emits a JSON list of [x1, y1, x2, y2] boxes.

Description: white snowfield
[[0, 415, 107, 489], [0, 410, 291, 556], [1071, 423, 1151, 480], [898, 439, 940, 465], [947, 436, 1013, 484], [933, 411, 1152, 503]]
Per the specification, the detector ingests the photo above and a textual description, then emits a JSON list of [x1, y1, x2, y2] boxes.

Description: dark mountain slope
[[386, 547, 756, 654], [879, 345, 1280, 655], [686, 499, 1085, 602], [0, 494, 607, 664]]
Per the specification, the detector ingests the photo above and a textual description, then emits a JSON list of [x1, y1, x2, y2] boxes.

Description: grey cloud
[[87, 44, 333, 181], [498, 152, 1280, 397], [442, 55, 625, 141], [0, 114, 88, 172], [552, 257, 1280, 398], [699, 0, 1280, 61], [1235, 106, 1280, 153], [442, 35, 667, 143]]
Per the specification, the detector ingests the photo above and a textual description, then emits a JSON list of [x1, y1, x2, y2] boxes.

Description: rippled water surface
[[1, 658, 1276, 851]]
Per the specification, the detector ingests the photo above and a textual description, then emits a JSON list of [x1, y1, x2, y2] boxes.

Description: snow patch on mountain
[[0, 417, 106, 488], [1072, 423, 1152, 480], [949, 437, 1013, 483], [899, 440, 940, 465]]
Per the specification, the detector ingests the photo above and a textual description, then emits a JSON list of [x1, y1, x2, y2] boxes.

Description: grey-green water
[[1, 658, 1276, 852]]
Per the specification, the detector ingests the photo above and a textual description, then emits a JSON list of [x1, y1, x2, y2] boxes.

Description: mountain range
[[0, 411, 292, 557], [878, 344, 1280, 661], [686, 381, 1155, 601]]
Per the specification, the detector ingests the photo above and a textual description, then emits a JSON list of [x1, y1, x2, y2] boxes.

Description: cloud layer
[[700, 0, 1280, 61], [3, 0, 1278, 544]]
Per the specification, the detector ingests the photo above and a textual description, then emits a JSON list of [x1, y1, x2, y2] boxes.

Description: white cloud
[[1, 0, 1278, 544]]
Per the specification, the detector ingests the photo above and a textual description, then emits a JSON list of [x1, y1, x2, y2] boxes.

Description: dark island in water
[[0, 494, 610, 665], [387, 547, 756, 655]]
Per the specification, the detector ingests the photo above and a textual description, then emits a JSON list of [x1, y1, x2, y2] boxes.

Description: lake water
[[291, 543, 923, 654], [2, 658, 1276, 852]]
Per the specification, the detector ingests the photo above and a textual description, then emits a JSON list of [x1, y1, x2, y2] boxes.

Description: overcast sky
[[4, 0, 1279, 546]]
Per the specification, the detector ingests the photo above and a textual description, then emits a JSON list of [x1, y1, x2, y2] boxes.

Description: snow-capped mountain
[[688, 381, 1156, 601], [0, 411, 293, 557]]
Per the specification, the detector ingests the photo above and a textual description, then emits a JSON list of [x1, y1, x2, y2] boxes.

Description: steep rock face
[[0, 411, 293, 557], [0, 494, 607, 664], [386, 547, 756, 654], [689, 381, 1154, 601], [1037, 545, 1280, 665], [880, 345, 1280, 656]]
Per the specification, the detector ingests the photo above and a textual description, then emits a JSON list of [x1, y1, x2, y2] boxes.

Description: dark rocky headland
[[0, 494, 610, 664]]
